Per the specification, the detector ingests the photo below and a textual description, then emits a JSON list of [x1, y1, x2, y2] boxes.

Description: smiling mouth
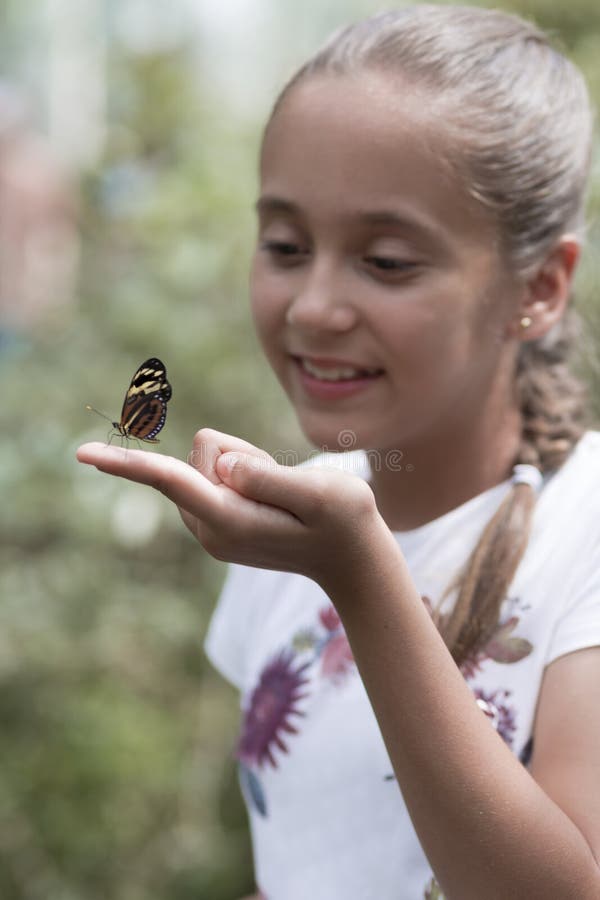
[[294, 356, 383, 382]]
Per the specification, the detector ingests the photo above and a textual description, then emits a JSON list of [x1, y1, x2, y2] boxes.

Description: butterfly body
[[87, 357, 172, 445]]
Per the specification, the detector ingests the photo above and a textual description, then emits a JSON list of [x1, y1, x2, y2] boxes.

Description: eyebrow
[[255, 195, 442, 244], [255, 196, 301, 216]]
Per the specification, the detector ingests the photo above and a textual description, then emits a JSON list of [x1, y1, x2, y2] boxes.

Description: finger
[[188, 428, 272, 484], [77, 444, 302, 566], [77, 442, 222, 519], [216, 452, 377, 527], [214, 451, 332, 523]]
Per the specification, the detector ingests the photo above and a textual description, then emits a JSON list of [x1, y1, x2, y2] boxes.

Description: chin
[[296, 418, 370, 454], [297, 412, 414, 461]]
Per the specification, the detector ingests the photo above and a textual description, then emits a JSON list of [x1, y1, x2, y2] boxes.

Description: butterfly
[[86, 357, 172, 445]]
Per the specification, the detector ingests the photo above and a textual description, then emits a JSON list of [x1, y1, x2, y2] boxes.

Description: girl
[[77, 6, 600, 899]]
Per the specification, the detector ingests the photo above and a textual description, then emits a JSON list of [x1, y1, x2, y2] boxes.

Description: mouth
[[293, 355, 384, 383]]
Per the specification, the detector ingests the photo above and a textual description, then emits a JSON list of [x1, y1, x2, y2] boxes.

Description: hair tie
[[511, 463, 543, 492]]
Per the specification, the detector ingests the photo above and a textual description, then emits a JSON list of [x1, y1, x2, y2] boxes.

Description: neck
[[370, 406, 522, 532]]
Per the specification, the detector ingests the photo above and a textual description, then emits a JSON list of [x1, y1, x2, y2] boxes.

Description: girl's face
[[250, 73, 524, 453]]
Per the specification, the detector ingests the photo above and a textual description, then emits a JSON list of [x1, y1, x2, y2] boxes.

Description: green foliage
[[0, 17, 281, 900]]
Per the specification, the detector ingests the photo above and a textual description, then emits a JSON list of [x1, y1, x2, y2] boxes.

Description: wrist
[[315, 504, 403, 604]]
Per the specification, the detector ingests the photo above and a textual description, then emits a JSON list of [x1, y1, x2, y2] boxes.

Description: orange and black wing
[[119, 357, 172, 442]]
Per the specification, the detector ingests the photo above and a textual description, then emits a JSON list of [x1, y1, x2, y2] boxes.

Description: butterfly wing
[[119, 357, 172, 442], [122, 394, 169, 442]]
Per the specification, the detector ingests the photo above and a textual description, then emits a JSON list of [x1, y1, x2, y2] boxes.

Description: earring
[[520, 315, 533, 329]]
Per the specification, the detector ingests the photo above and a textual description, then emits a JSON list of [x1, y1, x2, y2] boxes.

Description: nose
[[285, 258, 357, 333]]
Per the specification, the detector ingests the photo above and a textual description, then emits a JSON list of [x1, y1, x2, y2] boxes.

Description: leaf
[[519, 736, 534, 767], [424, 876, 445, 899], [292, 628, 318, 652], [486, 618, 533, 664], [239, 763, 268, 818]]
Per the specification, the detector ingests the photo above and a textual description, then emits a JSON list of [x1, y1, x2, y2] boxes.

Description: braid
[[443, 483, 538, 666], [517, 310, 587, 470], [442, 310, 588, 668]]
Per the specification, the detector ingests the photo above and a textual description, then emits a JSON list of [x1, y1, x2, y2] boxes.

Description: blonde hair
[[271, 5, 594, 665]]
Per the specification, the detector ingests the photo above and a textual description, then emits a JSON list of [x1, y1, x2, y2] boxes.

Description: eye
[[363, 255, 420, 280], [365, 255, 412, 270], [260, 239, 309, 266]]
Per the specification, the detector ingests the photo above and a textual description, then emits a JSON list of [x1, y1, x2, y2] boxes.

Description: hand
[[76, 428, 380, 588]]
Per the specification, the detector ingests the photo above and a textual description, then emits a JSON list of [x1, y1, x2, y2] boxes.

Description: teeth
[[301, 358, 378, 381]]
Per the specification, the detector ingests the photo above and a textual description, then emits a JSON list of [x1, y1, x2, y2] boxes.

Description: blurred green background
[[0, 1, 599, 898]]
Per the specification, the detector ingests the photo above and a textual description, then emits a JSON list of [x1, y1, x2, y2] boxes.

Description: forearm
[[323, 523, 600, 900]]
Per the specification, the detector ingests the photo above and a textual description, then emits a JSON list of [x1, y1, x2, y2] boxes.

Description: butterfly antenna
[[85, 404, 113, 424]]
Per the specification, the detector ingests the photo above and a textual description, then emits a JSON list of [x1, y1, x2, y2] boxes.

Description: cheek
[[375, 299, 479, 395], [249, 255, 287, 361], [378, 302, 456, 361]]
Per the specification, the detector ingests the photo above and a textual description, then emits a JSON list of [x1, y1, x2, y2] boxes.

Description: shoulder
[[218, 559, 293, 596], [539, 431, 600, 515], [205, 563, 303, 688], [560, 430, 600, 475], [532, 431, 600, 564], [528, 432, 600, 660], [298, 447, 371, 480]]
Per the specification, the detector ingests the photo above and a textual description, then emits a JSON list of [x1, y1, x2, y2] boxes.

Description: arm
[[321, 524, 600, 900], [77, 433, 600, 899]]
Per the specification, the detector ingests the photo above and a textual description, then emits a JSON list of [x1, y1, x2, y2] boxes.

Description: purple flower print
[[236, 650, 311, 769], [474, 688, 517, 747]]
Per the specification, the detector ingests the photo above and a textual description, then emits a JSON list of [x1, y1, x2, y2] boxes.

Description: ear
[[507, 235, 581, 341]]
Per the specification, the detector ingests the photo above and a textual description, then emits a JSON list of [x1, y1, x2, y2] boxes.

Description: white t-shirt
[[205, 431, 600, 900]]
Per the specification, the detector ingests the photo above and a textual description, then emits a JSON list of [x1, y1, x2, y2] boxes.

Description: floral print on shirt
[[237, 604, 355, 817], [237, 650, 311, 770], [237, 594, 534, 833]]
